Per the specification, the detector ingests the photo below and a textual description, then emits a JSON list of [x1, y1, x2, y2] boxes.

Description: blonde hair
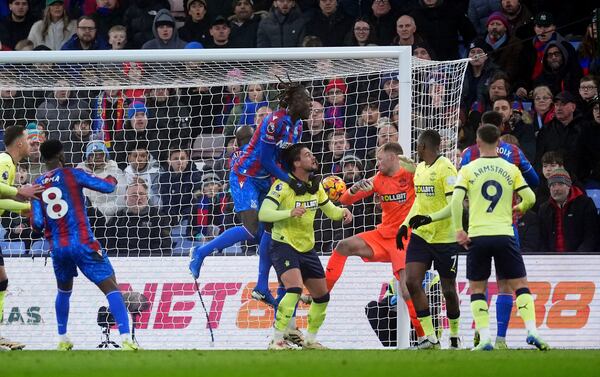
[[109, 25, 126, 35], [532, 85, 552, 100], [41, 5, 71, 39]]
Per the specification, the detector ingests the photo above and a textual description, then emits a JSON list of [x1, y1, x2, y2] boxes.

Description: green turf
[[2, 350, 599, 377]]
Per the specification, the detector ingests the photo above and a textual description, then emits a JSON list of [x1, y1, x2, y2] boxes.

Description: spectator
[[146, 87, 191, 160], [391, 15, 423, 47], [191, 173, 229, 241], [28, 0, 76, 50], [0, 83, 36, 131], [256, 0, 306, 48], [106, 179, 171, 256], [577, 12, 599, 76], [0, 0, 37, 50], [345, 18, 376, 46], [142, 9, 187, 49], [411, 41, 434, 60], [535, 91, 585, 175], [158, 146, 203, 227], [61, 15, 109, 49], [63, 115, 92, 166], [122, 0, 170, 49], [469, 71, 511, 116], [14, 38, 34, 50], [206, 15, 232, 48], [222, 81, 245, 136], [492, 97, 536, 161], [350, 103, 379, 160], [229, 0, 261, 48], [254, 105, 272, 128], [323, 78, 346, 130], [577, 75, 598, 118], [368, 0, 397, 46], [90, 0, 124, 40], [179, 85, 223, 137], [35, 79, 89, 142], [514, 11, 577, 97], [124, 143, 161, 206], [410, 0, 476, 60], [531, 85, 555, 134], [538, 168, 598, 253], [90, 84, 127, 146], [468, 0, 501, 36], [378, 73, 398, 117], [239, 83, 269, 126], [113, 101, 159, 169], [300, 100, 329, 157], [107, 24, 126, 49], [533, 41, 582, 96], [178, 0, 210, 46], [484, 12, 522, 81], [122, 62, 146, 101], [500, 0, 531, 35], [305, 0, 352, 47], [535, 150, 565, 210], [76, 141, 126, 219], [376, 117, 398, 146], [461, 38, 498, 116], [576, 97, 600, 183], [321, 129, 350, 175], [25, 127, 46, 180]]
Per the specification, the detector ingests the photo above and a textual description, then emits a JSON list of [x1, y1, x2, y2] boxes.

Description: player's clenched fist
[[342, 208, 353, 224], [349, 179, 373, 194], [290, 206, 306, 218]]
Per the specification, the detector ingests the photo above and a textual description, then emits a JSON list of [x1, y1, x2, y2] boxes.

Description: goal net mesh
[[0, 52, 470, 349]]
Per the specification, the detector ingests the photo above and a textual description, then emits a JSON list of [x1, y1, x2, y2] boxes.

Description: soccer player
[[0, 125, 44, 350], [189, 81, 312, 307], [451, 124, 548, 351], [460, 111, 540, 349], [260, 144, 352, 350], [325, 142, 425, 341], [31, 140, 137, 351], [396, 129, 461, 349]]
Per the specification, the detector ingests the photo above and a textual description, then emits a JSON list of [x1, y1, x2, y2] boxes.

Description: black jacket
[[305, 9, 353, 47], [0, 14, 36, 49], [538, 186, 598, 253], [535, 116, 586, 175], [229, 14, 261, 48], [123, 0, 171, 49], [106, 206, 172, 256]]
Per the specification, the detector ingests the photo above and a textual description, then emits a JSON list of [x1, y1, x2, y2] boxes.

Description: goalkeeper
[[189, 81, 312, 307], [259, 144, 352, 350]]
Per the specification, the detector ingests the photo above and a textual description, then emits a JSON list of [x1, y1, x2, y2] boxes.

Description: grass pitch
[[2, 349, 599, 377]]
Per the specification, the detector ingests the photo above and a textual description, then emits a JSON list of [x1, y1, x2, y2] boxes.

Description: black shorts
[[0, 246, 3, 267], [269, 240, 325, 282], [466, 235, 527, 281], [405, 234, 459, 278]]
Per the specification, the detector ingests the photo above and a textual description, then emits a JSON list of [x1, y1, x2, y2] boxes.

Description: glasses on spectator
[[534, 96, 552, 101], [78, 26, 96, 31], [580, 85, 597, 91], [354, 27, 370, 32]]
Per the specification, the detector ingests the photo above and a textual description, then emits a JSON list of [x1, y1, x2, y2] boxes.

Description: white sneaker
[[0, 337, 25, 350], [302, 340, 328, 350], [284, 328, 304, 347], [268, 339, 293, 350]]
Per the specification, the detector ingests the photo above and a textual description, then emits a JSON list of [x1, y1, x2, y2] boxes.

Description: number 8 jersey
[[32, 167, 117, 251], [454, 156, 529, 237]]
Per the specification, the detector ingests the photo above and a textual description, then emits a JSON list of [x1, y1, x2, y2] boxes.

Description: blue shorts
[[230, 172, 271, 213], [52, 244, 115, 285]]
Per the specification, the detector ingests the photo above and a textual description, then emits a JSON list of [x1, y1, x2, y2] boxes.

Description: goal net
[[0, 47, 472, 350]]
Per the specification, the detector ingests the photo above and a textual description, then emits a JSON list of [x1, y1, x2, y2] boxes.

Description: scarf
[[93, 91, 124, 147], [485, 33, 507, 50]]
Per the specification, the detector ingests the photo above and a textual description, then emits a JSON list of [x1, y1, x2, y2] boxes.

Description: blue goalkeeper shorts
[[230, 172, 271, 213], [51, 244, 115, 285]]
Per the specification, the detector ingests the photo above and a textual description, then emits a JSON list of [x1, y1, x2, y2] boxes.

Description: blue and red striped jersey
[[31, 167, 117, 251], [460, 140, 540, 188], [232, 110, 302, 179]]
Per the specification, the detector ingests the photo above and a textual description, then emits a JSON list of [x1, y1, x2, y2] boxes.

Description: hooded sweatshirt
[[141, 9, 187, 49]]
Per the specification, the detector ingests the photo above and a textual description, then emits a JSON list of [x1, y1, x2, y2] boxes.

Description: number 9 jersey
[[31, 167, 117, 251], [454, 156, 529, 237]]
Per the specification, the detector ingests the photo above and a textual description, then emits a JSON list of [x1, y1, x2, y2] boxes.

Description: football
[[322, 175, 347, 201]]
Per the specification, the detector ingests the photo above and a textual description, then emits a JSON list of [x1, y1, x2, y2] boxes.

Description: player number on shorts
[[481, 180, 503, 213], [42, 187, 69, 219]]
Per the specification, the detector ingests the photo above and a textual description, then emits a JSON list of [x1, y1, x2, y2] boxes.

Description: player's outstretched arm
[[72, 168, 117, 193], [0, 199, 31, 214], [339, 178, 374, 205], [320, 199, 351, 223]]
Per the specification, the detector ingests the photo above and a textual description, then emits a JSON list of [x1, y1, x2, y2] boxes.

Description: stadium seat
[[0, 224, 6, 241], [0, 241, 27, 256], [30, 240, 50, 258]]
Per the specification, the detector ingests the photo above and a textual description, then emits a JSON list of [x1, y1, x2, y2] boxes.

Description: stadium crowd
[[0, 0, 599, 256]]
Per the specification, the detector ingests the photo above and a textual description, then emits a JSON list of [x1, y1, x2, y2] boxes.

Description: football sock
[[106, 290, 130, 335], [195, 226, 254, 259], [516, 288, 537, 334], [405, 299, 425, 337], [255, 232, 272, 293], [55, 289, 72, 336], [471, 294, 491, 342], [416, 309, 437, 342], [307, 293, 330, 336], [274, 288, 301, 333], [325, 250, 347, 291], [496, 293, 513, 338], [448, 315, 460, 338], [0, 279, 6, 325]]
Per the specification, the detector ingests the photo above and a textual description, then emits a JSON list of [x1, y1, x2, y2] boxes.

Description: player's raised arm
[[338, 178, 374, 205], [71, 167, 117, 194]]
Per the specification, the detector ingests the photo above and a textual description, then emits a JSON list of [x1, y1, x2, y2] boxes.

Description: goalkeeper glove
[[396, 225, 408, 250], [409, 215, 432, 229], [306, 175, 320, 195], [289, 177, 307, 195]]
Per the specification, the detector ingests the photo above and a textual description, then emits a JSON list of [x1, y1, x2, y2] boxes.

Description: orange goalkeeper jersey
[[339, 168, 415, 238]]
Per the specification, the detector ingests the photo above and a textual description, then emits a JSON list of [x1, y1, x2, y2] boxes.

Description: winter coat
[[533, 41, 583, 96], [486, 34, 522, 82], [61, 33, 110, 50], [535, 116, 586, 178], [538, 186, 599, 253], [177, 17, 211, 46], [576, 119, 600, 182], [124, 158, 161, 206], [63, 132, 92, 167], [256, 6, 306, 48], [461, 60, 499, 113], [28, 19, 77, 50], [142, 9, 187, 49], [158, 161, 203, 224], [229, 13, 262, 48], [112, 126, 160, 170], [35, 98, 90, 142], [305, 8, 353, 47], [106, 206, 172, 256], [91, 7, 125, 40], [467, 0, 501, 36], [123, 0, 171, 49], [0, 14, 36, 49], [76, 159, 126, 219], [0, 93, 36, 130]]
